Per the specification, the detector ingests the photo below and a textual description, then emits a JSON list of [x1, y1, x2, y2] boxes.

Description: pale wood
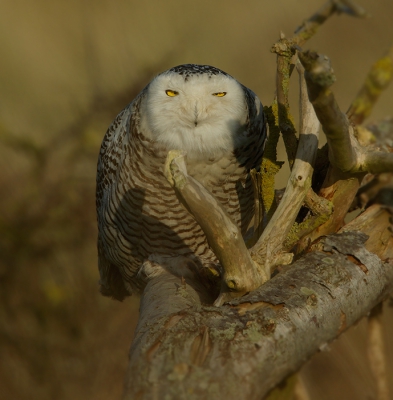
[[164, 150, 268, 305], [250, 62, 320, 272], [299, 50, 393, 175], [124, 230, 393, 400]]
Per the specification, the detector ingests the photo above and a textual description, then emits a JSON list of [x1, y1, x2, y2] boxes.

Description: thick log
[[123, 230, 393, 400]]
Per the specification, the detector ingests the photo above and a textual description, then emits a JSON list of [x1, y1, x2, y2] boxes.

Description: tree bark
[[122, 7, 393, 399], [124, 225, 393, 400]]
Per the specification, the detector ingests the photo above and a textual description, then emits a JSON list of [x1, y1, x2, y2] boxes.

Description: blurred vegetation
[[0, 71, 141, 400], [0, 0, 392, 399]]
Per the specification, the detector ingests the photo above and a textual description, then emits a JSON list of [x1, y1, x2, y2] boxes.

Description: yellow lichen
[[260, 105, 285, 222]]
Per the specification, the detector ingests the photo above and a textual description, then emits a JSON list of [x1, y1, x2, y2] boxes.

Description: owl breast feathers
[[96, 64, 267, 300]]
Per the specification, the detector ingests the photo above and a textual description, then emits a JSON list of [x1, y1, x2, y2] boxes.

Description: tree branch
[[164, 150, 268, 305], [124, 7, 393, 399], [271, 0, 366, 168], [299, 50, 393, 175], [255, 105, 284, 231], [124, 229, 393, 400], [347, 45, 393, 125], [250, 62, 320, 272]]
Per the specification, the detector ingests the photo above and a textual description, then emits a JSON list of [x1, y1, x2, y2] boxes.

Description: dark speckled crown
[[168, 64, 231, 81]]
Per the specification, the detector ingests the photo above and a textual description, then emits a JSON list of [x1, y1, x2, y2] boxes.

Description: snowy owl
[[96, 64, 267, 300]]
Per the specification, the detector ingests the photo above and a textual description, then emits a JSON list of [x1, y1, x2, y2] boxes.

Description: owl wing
[[233, 85, 267, 236], [96, 90, 148, 300], [96, 106, 131, 213], [242, 85, 267, 169]]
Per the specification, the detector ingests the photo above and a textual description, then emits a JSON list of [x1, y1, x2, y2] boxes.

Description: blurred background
[[0, 0, 392, 399]]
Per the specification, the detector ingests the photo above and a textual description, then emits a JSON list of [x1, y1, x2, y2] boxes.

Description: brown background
[[0, 0, 392, 399]]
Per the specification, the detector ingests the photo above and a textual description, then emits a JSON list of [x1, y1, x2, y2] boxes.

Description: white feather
[[139, 71, 248, 158]]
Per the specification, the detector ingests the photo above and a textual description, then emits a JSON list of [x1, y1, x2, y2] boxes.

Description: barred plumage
[[96, 64, 266, 300]]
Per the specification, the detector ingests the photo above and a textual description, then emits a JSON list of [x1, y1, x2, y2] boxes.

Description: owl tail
[[99, 258, 130, 301]]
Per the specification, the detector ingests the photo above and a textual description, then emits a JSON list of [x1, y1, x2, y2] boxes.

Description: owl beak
[[194, 102, 199, 127]]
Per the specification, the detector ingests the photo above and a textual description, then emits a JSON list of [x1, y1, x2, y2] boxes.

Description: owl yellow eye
[[212, 92, 227, 97], [165, 90, 179, 97]]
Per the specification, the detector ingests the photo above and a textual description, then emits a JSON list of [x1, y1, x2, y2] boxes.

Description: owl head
[[139, 64, 256, 157]]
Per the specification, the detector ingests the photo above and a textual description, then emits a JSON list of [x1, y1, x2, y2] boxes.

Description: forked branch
[[271, 0, 366, 167], [127, 3, 393, 398], [164, 150, 268, 305], [250, 62, 321, 272], [299, 50, 393, 174]]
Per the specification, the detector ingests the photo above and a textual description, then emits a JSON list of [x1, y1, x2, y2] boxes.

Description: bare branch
[[273, 48, 298, 168], [352, 172, 393, 211], [347, 45, 393, 125], [124, 231, 393, 400], [271, 0, 366, 167], [299, 50, 393, 175], [257, 105, 285, 229], [333, 0, 367, 17], [251, 62, 320, 271], [340, 204, 393, 260], [361, 149, 393, 174], [124, 7, 393, 399], [298, 51, 357, 170], [294, 0, 366, 41], [368, 116, 393, 148], [304, 188, 333, 218], [164, 150, 268, 304]]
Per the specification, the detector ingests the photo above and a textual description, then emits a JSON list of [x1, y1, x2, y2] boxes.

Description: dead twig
[[347, 45, 393, 125], [271, 0, 366, 168], [250, 62, 320, 273], [299, 50, 393, 175]]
